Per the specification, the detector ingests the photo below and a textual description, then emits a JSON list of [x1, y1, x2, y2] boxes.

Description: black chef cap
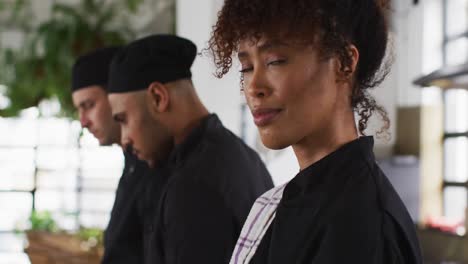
[[108, 34, 197, 93], [71, 46, 122, 92]]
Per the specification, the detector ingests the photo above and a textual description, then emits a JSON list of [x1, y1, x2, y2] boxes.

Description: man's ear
[[147, 81, 170, 113]]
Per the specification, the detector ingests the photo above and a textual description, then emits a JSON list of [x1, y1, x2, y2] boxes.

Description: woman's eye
[[239, 67, 253, 73], [267, 59, 286, 66]]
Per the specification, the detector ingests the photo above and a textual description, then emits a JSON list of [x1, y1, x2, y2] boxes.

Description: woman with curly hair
[[209, 0, 423, 263]]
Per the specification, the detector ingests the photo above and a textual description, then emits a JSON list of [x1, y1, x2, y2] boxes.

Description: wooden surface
[[25, 231, 102, 264]]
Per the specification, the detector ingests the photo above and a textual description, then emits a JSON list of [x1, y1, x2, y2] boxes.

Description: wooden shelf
[[414, 63, 468, 89]]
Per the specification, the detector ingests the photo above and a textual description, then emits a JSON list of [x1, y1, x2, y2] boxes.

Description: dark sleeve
[[161, 177, 238, 264], [303, 217, 407, 264], [304, 222, 380, 263], [102, 162, 145, 264], [380, 212, 417, 264]]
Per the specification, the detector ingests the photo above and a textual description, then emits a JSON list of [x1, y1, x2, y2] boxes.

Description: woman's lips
[[252, 108, 282, 126]]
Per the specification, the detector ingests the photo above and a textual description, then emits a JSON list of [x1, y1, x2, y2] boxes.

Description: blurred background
[[0, 0, 467, 263]]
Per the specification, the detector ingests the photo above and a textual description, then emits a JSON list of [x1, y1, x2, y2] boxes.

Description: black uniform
[[102, 152, 160, 264], [146, 114, 274, 264], [250, 136, 423, 264]]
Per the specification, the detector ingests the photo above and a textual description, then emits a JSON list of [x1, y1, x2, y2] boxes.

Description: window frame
[[442, 0, 468, 218], [0, 119, 122, 233]]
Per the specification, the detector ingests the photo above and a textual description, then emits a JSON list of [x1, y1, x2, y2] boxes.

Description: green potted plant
[[0, 0, 145, 117], [24, 211, 105, 264], [28, 210, 58, 232]]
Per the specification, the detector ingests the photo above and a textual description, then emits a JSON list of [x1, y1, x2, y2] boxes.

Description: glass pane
[[0, 118, 38, 146], [80, 146, 124, 170], [0, 233, 26, 252], [79, 213, 110, 229], [445, 89, 468, 133], [35, 190, 77, 213], [443, 186, 467, 220], [0, 148, 34, 190], [0, 193, 32, 231], [81, 176, 119, 190], [79, 129, 100, 147], [0, 253, 30, 264], [446, 37, 468, 66], [36, 147, 79, 170], [38, 118, 75, 146], [447, 0, 468, 37], [444, 137, 468, 182], [53, 212, 79, 230], [80, 192, 115, 213], [37, 169, 77, 189]]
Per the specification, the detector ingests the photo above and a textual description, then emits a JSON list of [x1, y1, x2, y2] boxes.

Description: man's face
[[108, 91, 173, 168], [72, 86, 120, 145]]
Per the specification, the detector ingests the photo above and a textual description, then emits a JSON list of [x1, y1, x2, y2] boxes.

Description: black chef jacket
[[146, 114, 274, 264], [250, 136, 423, 264], [102, 151, 156, 264]]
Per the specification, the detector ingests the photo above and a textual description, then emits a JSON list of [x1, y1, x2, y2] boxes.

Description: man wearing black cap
[[107, 34, 274, 263], [71, 47, 158, 264]]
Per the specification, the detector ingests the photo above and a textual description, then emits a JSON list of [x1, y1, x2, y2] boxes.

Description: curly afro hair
[[208, 0, 392, 136]]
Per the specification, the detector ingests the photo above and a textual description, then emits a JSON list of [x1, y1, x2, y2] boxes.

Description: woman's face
[[238, 37, 345, 150]]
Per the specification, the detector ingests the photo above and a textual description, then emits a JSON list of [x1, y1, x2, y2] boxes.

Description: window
[[442, 0, 468, 220], [0, 112, 123, 233]]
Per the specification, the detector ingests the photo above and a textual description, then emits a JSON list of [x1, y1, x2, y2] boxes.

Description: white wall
[[392, 0, 443, 106], [371, 0, 444, 156], [369, 0, 424, 157], [176, 0, 241, 134]]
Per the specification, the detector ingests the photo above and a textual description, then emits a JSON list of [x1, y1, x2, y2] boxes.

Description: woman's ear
[[347, 44, 359, 76], [147, 81, 170, 113], [334, 44, 360, 83]]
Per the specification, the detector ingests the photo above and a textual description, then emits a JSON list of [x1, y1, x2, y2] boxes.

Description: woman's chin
[[259, 133, 292, 150]]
